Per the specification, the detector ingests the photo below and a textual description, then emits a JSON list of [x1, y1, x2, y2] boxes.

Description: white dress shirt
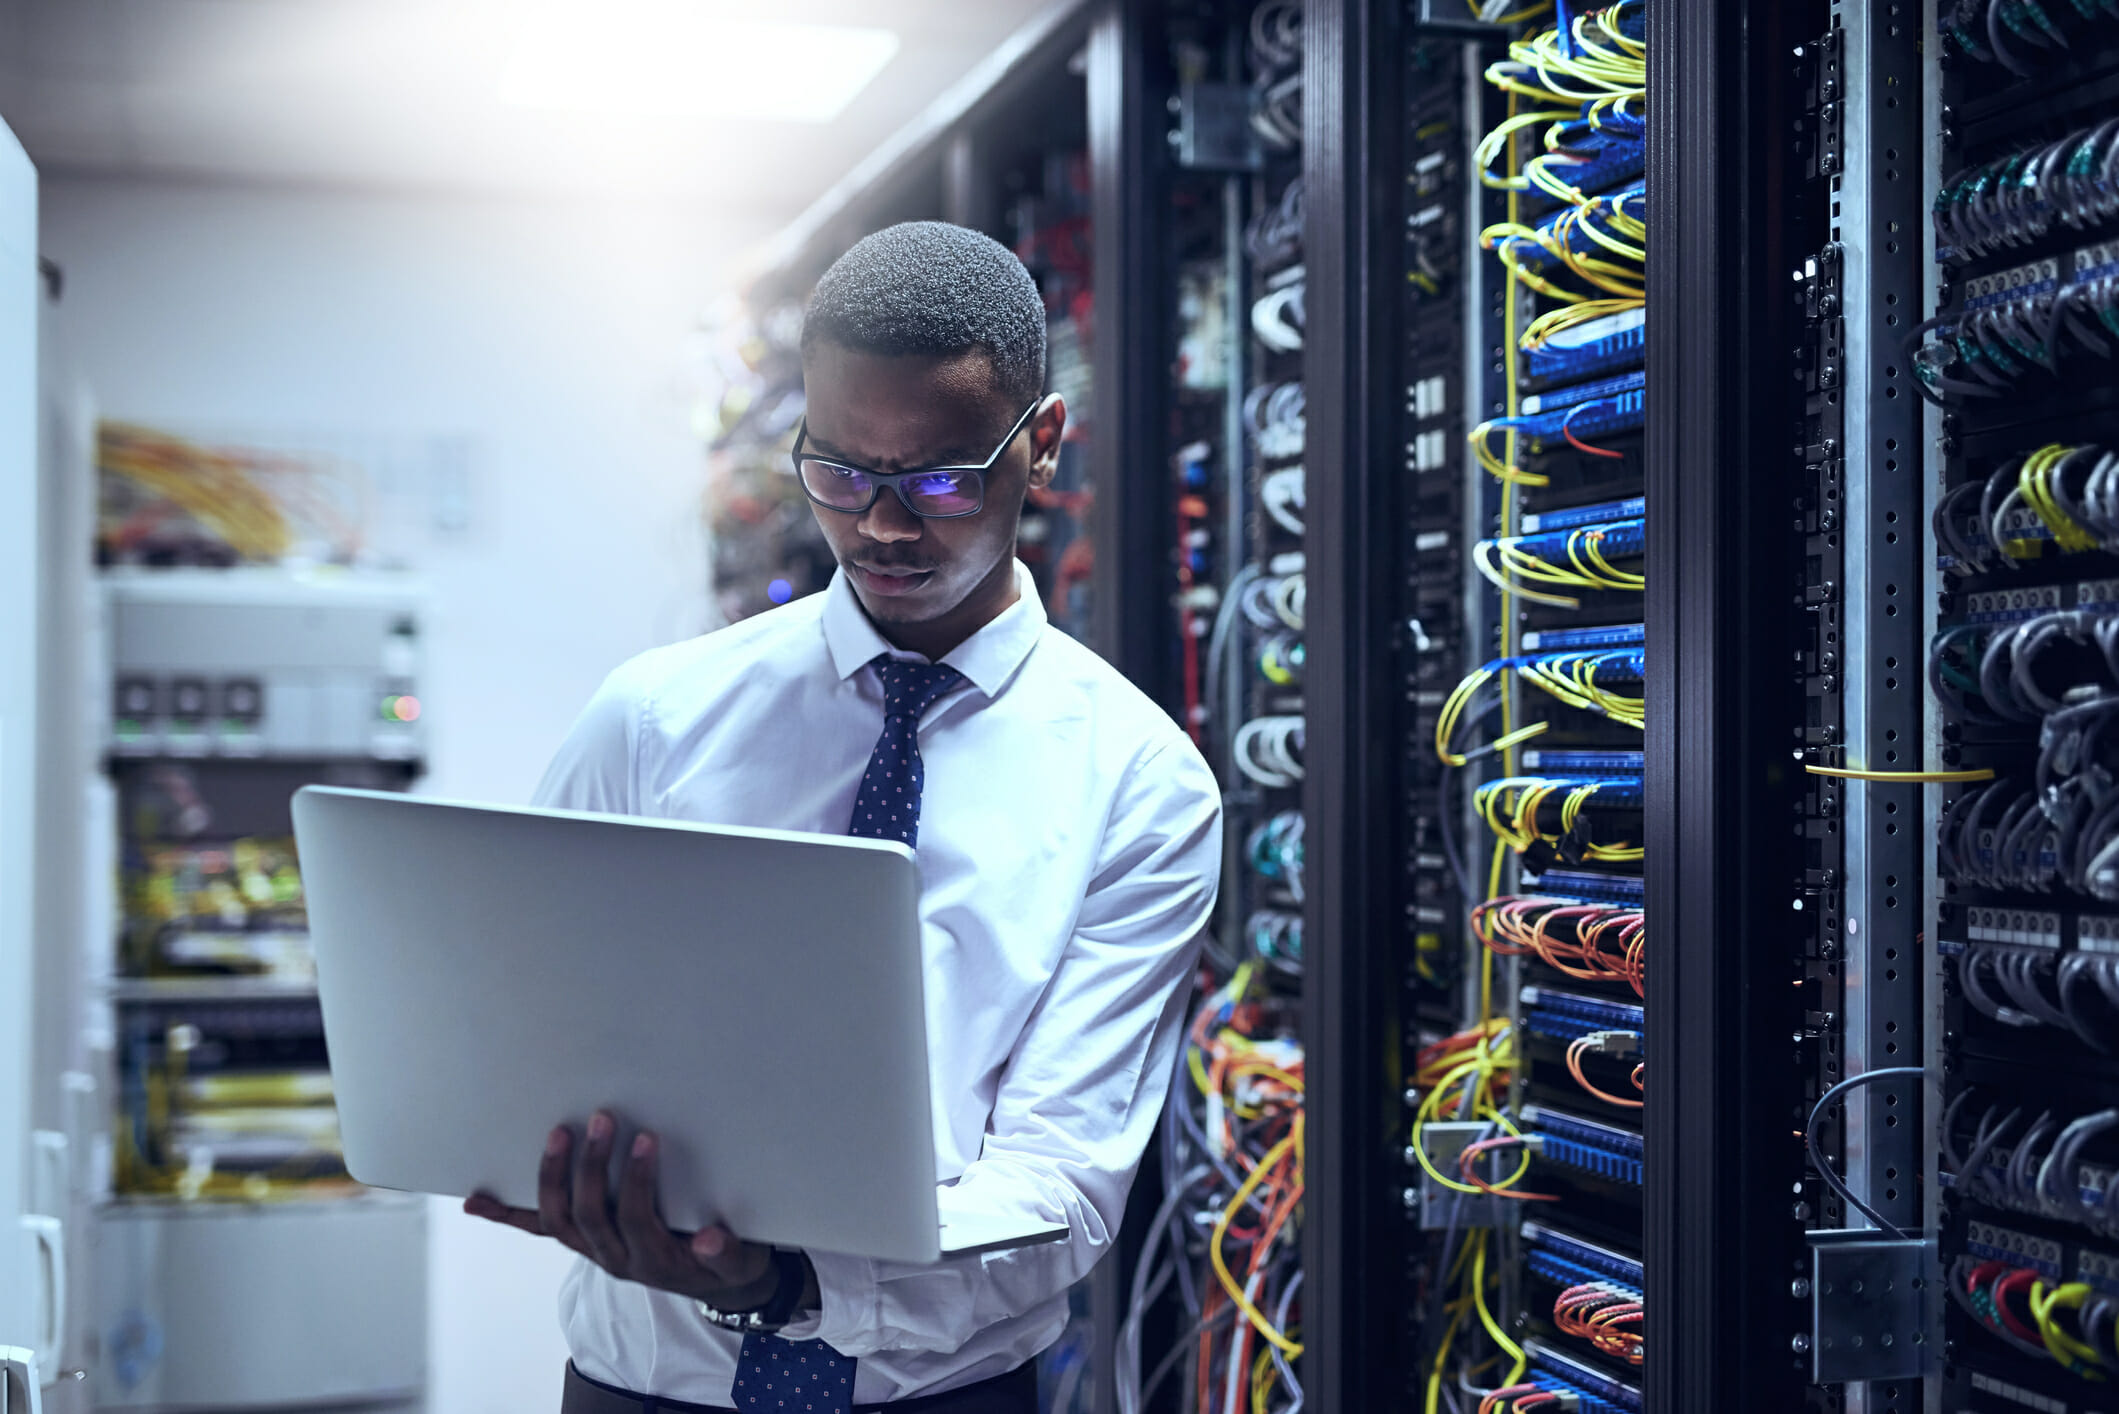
[[532, 559, 1222, 1405]]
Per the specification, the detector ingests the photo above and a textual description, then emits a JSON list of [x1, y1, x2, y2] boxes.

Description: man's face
[[799, 342, 1062, 635]]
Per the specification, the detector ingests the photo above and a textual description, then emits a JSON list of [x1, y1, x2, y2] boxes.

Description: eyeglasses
[[791, 399, 1042, 519]]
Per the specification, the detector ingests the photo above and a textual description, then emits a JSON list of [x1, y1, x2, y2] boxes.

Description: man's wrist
[[694, 1248, 813, 1333], [712, 1261, 782, 1313]]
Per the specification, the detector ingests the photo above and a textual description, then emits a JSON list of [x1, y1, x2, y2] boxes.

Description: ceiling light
[[498, 3, 900, 123]]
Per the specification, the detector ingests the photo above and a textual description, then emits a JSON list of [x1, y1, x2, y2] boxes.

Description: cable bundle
[[1929, 608, 2119, 721], [1251, 282, 1307, 353], [1473, 775, 1643, 865], [1243, 381, 1306, 461], [1247, 1, 1302, 151], [1909, 250, 2119, 403], [1247, 0, 1302, 76], [1482, 4, 1645, 113], [1246, 813, 1306, 902], [1235, 716, 1305, 788], [1473, 2, 1646, 354], [1563, 1031, 1643, 1110], [1410, 1022, 1551, 1410], [1945, 1092, 2119, 1233], [1954, 942, 2119, 1050], [1256, 632, 1304, 687], [1472, 517, 1645, 607], [1935, 121, 2119, 265], [1115, 964, 1303, 1414], [1952, 1254, 2119, 1380], [1470, 895, 1645, 996], [1552, 1282, 1643, 1364], [99, 423, 302, 564], [1938, 773, 2119, 899], [1936, 444, 2119, 571], [1942, 0, 2119, 76], [1483, 184, 1645, 303], [1259, 465, 1306, 535], [1245, 179, 1305, 270], [1246, 910, 1304, 974]]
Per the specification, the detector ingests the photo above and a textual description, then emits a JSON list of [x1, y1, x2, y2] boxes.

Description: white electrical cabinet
[[92, 1196, 425, 1410], [85, 570, 431, 1411]]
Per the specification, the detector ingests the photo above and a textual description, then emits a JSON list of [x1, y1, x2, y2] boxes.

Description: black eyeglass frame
[[789, 398, 1044, 519]]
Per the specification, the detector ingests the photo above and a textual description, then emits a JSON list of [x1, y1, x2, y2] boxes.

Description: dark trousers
[[562, 1358, 1038, 1414]]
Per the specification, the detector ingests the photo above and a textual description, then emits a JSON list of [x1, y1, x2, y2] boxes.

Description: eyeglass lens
[[797, 459, 982, 517]]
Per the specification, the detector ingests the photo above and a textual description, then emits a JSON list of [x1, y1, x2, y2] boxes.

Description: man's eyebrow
[[804, 433, 987, 467]]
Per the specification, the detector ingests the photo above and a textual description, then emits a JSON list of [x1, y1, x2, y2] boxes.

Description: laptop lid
[[293, 786, 947, 1264]]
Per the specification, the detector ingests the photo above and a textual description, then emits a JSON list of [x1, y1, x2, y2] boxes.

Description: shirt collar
[[821, 559, 1046, 698]]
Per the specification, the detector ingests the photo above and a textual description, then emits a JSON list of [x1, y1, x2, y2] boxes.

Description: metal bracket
[[1172, 83, 1260, 172], [1805, 1229, 1940, 1384], [1414, 1121, 1520, 1232]]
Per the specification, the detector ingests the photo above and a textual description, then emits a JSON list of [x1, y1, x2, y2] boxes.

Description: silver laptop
[[291, 786, 1067, 1265]]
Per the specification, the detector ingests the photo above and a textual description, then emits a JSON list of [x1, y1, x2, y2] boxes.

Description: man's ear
[[1026, 394, 1067, 490]]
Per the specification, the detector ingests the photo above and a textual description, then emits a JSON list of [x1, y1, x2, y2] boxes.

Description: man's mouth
[[852, 564, 936, 597]]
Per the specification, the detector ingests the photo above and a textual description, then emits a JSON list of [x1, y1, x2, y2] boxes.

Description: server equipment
[[92, 569, 427, 1410]]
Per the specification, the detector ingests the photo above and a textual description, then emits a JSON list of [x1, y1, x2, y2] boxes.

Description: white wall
[[39, 178, 762, 1414]]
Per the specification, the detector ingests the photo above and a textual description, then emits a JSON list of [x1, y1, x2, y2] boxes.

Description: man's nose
[[858, 489, 924, 543]]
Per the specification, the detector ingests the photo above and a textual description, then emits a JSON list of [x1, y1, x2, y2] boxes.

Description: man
[[465, 221, 1223, 1414]]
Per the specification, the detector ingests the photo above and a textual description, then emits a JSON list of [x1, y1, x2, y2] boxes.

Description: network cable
[[1941, 0, 2119, 76], [1472, 518, 1645, 607]]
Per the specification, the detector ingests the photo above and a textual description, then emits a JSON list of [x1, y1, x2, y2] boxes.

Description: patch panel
[[1522, 985, 1646, 1038], [1519, 370, 1646, 418], [1948, 583, 2085, 625], [1520, 749, 1644, 774], [1519, 623, 1645, 653], [1527, 1246, 1639, 1303], [1525, 309, 1645, 387], [1500, 647, 1645, 682], [1514, 397, 1646, 452], [1522, 1220, 1645, 1288], [1525, 1338, 1644, 1412], [1499, 519, 1645, 567], [1521, 868, 1646, 906], [1964, 1220, 2066, 1278], [1524, 1103, 1644, 1186], [1521, 496, 1646, 534]]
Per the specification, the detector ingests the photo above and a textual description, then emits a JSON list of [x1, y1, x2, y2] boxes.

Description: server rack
[[1918, 6, 2119, 1413], [717, 3, 2119, 1410], [1279, 1, 1925, 1411]]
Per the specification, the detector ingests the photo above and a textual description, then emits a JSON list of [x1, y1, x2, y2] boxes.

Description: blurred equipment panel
[[93, 1197, 425, 1410], [104, 570, 425, 763], [94, 567, 426, 1409]]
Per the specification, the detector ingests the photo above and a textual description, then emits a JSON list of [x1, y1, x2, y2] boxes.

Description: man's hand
[[463, 1110, 785, 1310]]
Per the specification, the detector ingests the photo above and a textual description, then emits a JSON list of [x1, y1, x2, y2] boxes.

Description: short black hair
[[801, 221, 1047, 406]]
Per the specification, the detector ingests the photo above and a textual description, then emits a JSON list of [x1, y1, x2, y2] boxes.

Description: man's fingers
[[571, 1111, 629, 1270], [615, 1132, 691, 1277], [537, 1126, 593, 1258], [464, 1193, 545, 1236]]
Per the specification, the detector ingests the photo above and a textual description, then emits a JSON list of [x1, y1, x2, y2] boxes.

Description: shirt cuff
[[776, 1250, 875, 1349]]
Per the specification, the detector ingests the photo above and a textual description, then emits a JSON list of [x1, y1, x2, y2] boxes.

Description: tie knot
[[872, 656, 963, 718]]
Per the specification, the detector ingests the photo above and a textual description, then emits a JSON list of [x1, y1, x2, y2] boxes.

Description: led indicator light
[[393, 695, 422, 723], [767, 578, 794, 604]]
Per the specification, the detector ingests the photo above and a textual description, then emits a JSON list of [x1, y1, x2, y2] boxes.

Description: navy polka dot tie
[[844, 656, 964, 847], [730, 1334, 853, 1413], [729, 656, 960, 1410]]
